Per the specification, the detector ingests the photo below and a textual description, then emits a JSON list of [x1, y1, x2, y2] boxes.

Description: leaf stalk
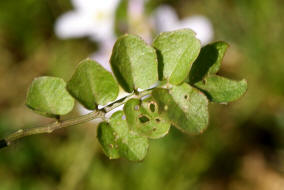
[[0, 90, 152, 149]]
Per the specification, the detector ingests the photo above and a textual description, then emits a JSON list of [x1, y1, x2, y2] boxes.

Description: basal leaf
[[188, 41, 229, 84], [26, 76, 74, 118], [194, 75, 248, 103], [124, 98, 171, 139], [152, 29, 201, 84], [110, 34, 158, 92], [97, 111, 149, 161], [152, 83, 208, 135], [67, 59, 119, 110]]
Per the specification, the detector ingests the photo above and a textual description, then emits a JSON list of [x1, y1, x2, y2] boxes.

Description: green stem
[[0, 89, 152, 149]]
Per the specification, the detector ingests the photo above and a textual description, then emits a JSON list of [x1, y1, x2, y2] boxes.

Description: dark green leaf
[[67, 59, 119, 110], [152, 29, 201, 84], [110, 34, 158, 92], [188, 41, 229, 84], [187, 41, 247, 103], [124, 98, 171, 139], [194, 75, 248, 103], [152, 83, 208, 135], [26, 76, 74, 118], [97, 111, 149, 161]]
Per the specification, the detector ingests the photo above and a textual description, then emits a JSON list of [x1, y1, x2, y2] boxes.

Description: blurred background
[[0, 0, 283, 189]]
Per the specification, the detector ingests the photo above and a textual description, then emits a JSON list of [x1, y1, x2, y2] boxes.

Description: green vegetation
[[1, 30, 247, 163], [0, 0, 283, 189]]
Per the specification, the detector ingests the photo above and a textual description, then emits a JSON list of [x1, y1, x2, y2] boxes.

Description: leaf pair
[[188, 41, 247, 103], [110, 29, 201, 92], [26, 59, 119, 117], [98, 97, 171, 161], [98, 111, 149, 161]]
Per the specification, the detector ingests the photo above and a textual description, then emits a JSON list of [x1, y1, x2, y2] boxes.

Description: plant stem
[[0, 90, 152, 149]]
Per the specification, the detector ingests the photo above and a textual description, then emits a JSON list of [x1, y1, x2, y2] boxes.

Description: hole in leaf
[[155, 118, 161, 123], [122, 115, 126, 120], [149, 103, 156, 112], [139, 115, 150, 123], [184, 95, 189, 100]]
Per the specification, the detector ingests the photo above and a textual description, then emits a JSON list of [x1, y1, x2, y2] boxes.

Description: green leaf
[[194, 75, 248, 103], [152, 83, 208, 135], [97, 122, 120, 159], [97, 111, 149, 161], [110, 34, 158, 92], [26, 76, 74, 118], [124, 98, 171, 139], [114, 0, 128, 36], [188, 41, 229, 84], [152, 29, 201, 84], [187, 42, 247, 103], [67, 59, 119, 110]]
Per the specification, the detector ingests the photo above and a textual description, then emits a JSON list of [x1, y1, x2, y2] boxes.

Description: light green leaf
[[188, 41, 229, 84], [124, 98, 171, 139], [152, 29, 201, 84], [194, 75, 248, 103], [97, 111, 149, 161], [110, 34, 158, 92], [26, 76, 74, 118], [152, 83, 208, 135], [67, 59, 119, 110]]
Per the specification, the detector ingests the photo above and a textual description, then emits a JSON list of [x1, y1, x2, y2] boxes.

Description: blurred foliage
[[0, 0, 284, 189]]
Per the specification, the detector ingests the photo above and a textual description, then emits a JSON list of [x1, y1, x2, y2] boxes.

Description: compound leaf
[[194, 75, 248, 103], [26, 76, 74, 118], [110, 34, 158, 92], [188, 41, 229, 84], [67, 59, 119, 110], [97, 111, 149, 161], [124, 98, 171, 139], [152, 29, 201, 84], [152, 83, 208, 135]]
